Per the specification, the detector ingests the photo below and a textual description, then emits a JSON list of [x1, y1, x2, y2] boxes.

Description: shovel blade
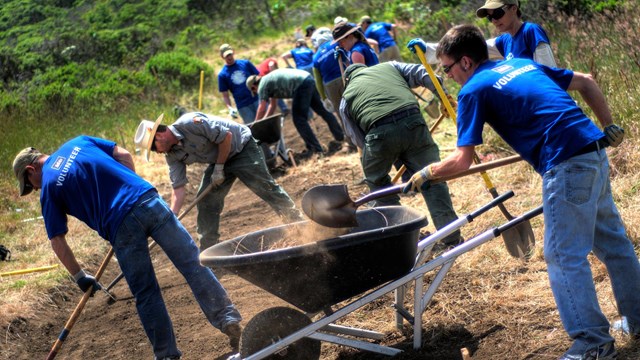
[[301, 184, 358, 227], [502, 221, 536, 259]]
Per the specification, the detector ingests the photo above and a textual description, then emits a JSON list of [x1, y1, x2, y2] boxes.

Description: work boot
[[613, 316, 640, 339], [223, 322, 242, 353]]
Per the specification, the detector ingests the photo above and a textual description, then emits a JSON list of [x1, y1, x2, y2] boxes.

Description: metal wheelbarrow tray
[[200, 194, 542, 360], [200, 206, 428, 314]]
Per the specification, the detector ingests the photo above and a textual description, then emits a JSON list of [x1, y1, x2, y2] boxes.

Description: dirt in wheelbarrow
[[3, 112, 639, 360]]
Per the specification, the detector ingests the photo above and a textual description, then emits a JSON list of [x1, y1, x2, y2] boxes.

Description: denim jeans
[[238, 100, 259, 124], [362, 113, 460, 243], [542, 149, 640, 354], [292, 78, 344, 152], [196, 139, 301, 250], [112, 190, 241, 359]]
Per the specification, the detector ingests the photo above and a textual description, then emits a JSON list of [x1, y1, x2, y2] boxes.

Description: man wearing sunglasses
[[408, 0, 556, 68], [405, 24, 637, 360]]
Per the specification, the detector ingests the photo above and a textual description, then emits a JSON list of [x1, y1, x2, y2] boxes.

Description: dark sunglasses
[[443, 58, 462, 74], [486, 6, 510, 21]]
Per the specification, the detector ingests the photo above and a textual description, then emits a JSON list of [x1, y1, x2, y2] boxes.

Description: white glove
[[210, 164, 225, 187], [322, 98, 334, 112], [228, 107, 238, 119]]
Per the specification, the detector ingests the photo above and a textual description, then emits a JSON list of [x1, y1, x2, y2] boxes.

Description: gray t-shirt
[[165, 112, 252, 188]]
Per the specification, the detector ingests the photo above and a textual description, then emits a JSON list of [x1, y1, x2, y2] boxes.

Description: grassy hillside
[[1, 0, 638, 331]]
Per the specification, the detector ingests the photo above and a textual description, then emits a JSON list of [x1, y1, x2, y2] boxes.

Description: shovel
[[302, 155, 523, 228], [412, 46, 536, 259]]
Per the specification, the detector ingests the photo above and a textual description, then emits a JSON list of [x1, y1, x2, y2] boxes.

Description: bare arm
[[171, 185, 186, 214], [281, 52, 293, 68], [265, 98, 278, 117], [366, 39, 379, 54], [351, 51, 366, 65], [430, 146, 476, 177], [221, 91, 234, 109], [112, 145, 135, 172], [51, 234, 81, 276], [216, 132, 232, 164], [567, 71, 613, 127], [255, 99, 269, 120]]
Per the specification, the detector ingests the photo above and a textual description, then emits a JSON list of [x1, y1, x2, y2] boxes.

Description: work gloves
[[402, 164, 434, 193], [211, 164, 225, 188], [334, 47, 349, 63], [407, 38, 427, 54], [228, 107, 238, 119], [406, 38, 439, 66], [440, 94, 457, 118], [604, 124, 624, 147], [322, 98, 334, 112], [73, 269, 101, 296]]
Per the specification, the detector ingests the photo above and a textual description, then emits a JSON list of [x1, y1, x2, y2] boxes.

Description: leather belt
[[368, 106, 421, 130], [573, 138, 608, 157]]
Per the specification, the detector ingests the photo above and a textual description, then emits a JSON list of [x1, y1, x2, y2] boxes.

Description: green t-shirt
[[257, 68, 311, 99]]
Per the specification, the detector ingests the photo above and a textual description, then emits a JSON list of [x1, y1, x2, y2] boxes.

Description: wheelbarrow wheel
[[240, 306, 320, 359]]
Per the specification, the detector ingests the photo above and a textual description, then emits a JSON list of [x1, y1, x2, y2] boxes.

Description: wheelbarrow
[[248, 113, 296, 169], [200, 194, 542, 359]]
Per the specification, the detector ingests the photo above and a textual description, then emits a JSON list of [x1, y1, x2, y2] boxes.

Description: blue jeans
[[196, 139, 301, 250], [112, 190, 242, 359], [292, 78, 344, 152], [238, 100, 259, 124], [542, 149, 640, 354]]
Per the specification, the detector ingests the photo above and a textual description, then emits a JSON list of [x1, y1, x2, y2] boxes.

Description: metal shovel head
[[301, 184, 358, 227], [502, 221, 536, 259]]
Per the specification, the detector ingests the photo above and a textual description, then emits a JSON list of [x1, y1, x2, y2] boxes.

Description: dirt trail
[[2, 114, 639, 360]]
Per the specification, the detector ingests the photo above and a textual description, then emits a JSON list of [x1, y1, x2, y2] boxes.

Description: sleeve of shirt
[[525, 23, 552, 51], [248, 61, 260, 75], [86, 136, 116, 155], [42, 191, 69, 239], [339, 98, 365, 149], [167, 156, 189, 189], [539, 64, 573, 91], [389, 61, 445, 94], [456, 92, 485, 147], [218, 71, 229, 92]]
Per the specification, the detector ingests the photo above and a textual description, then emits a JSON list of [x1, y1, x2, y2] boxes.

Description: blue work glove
[[73, 269, 101, 296], [407, 38, 428, 54], [402, 165, 434, 193], [603, 124, 624, 147], [334, 47, 348, 62]]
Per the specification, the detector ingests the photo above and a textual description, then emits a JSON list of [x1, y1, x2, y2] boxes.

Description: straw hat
[[134, 113, 164, 162]]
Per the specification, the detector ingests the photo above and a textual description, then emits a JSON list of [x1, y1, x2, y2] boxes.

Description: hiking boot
[[557, 342, 617, 360], [613, 316, 640, 339], [327, 140, 343, 153], [223, 322, 242, 353]]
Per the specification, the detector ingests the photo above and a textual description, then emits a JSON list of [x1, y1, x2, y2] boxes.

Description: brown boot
[[222, 322, 242, 353]]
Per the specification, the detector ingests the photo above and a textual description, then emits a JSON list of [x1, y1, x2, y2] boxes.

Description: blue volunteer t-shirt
[[364, 22, 396, 53], [350, 42, 379, 67], [313, 41, 342, 83], [41, 136, 155, 241], [495, 22, 551, 61], [218, 59, 260, 108], [456, 58, 604, 174], [290, 47, 314, 69]]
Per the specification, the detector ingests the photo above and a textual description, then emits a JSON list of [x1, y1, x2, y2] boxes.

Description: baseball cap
[[134, 113, 164, 162], [245, 75, 260, 94], [334, 16, 349, 25], [476, 0, 519, 18], [219, 43, 234, 57], [13, 147, 43, 196], [359, 15, 372, 25]]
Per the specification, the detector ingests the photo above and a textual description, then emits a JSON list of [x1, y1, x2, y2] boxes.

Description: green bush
[[146, 51, 214, 90]]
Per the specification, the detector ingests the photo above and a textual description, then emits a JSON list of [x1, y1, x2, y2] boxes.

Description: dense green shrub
[[146, 51, 214, 90]]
